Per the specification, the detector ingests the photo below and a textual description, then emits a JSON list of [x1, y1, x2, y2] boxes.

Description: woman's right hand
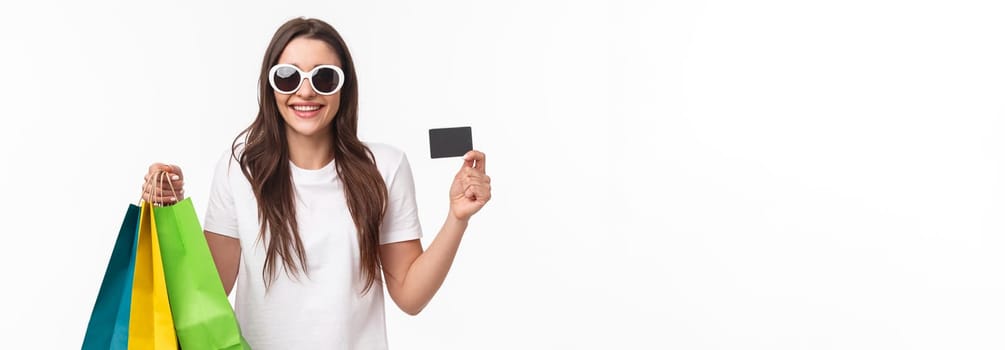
[[142, 163, 185, 205]]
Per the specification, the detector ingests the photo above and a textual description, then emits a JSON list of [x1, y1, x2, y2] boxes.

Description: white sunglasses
[[268, 64, 345, 95]]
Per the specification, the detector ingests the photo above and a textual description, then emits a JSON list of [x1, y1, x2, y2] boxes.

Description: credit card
[[429, 127, 473, 158]]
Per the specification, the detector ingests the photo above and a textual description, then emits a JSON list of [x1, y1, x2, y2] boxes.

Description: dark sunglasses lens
[[273, 66, 301, 92], [312, 67, 339, 93]]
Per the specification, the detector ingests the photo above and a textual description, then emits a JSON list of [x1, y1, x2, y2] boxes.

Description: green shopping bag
[[154, 196, 250, 350], [82, 204, 140, 350]]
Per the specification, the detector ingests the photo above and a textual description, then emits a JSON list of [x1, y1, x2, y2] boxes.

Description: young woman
[[140, 17, 491, 349]]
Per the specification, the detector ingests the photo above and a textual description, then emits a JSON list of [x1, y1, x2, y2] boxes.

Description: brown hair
[[232, 17, 387, 294]]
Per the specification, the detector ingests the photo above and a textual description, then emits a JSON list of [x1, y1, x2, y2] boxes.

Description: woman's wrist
[[445, 211, 470, 228]]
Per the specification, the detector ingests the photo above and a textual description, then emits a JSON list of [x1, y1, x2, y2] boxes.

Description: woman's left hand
[[449, 150, 492, 221]]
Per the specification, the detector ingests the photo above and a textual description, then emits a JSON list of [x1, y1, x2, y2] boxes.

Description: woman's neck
[[286, 128, 335, 170]]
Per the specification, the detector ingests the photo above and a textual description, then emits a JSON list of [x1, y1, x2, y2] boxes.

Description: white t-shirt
[[203, 142, 423, 349]]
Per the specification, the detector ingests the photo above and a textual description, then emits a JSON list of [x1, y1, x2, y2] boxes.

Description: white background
[[1, 0, 1004, 349]]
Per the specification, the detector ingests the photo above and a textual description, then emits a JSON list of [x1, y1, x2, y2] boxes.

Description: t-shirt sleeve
[[204, 151, 240, 239], [380, 152, 423, 245]]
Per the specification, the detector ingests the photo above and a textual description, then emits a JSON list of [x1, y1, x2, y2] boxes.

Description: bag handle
[[139, 171, 180, 207], [155, 171, 180, 207]]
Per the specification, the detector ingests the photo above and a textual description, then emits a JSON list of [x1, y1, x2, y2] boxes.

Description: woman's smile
[[290, 102, 323, 119]]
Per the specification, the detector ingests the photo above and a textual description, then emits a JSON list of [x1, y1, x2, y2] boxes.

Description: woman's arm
[[205, 231, 241, 296], [380, 150, 491, 315], [380, 217, 468, 315]]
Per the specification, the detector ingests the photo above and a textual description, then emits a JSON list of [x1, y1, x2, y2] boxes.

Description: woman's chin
[[285, 122, 330, 139]]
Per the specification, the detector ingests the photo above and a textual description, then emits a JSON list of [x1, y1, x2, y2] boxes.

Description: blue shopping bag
[[82, 204, 141, 350]]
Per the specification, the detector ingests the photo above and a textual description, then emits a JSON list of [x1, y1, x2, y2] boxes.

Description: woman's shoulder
[[211, 141, 244, 177], [364, 141, 407, 164], [363, 142, 412, 177]]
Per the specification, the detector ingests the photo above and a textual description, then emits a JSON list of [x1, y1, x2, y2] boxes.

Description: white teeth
[[293, 105, 321, 112]]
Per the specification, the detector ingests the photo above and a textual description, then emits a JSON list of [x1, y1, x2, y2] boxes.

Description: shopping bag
[[82, 204, 140, 350], [155, 197, 251, 350], [127, 200, 178, 349]]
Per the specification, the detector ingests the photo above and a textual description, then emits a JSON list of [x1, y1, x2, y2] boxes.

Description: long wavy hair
[[232, 17, 387, 294]]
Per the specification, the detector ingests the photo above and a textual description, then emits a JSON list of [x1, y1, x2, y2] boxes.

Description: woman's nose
[[296, 78, 316, 98]]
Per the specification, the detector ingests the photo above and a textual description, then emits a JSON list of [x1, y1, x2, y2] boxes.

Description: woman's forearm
[[396, 215, 469, 314]]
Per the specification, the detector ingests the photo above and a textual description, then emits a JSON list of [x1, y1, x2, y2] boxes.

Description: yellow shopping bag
[[127, 200, 178, 349]]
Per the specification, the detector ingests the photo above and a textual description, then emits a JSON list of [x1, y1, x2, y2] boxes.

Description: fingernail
[[171, 175, 180, 180]]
